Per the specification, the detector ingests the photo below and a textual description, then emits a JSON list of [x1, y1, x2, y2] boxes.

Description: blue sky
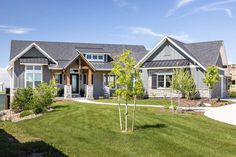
[[0, 0, 236, 69]]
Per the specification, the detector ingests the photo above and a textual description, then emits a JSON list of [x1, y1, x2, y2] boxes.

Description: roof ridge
[[11, 39, 146, 47], [186, 40, 223, 45]]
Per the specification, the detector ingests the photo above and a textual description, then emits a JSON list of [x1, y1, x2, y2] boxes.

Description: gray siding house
[[137, 36, 228, 98], [7, 36, 228, 100]]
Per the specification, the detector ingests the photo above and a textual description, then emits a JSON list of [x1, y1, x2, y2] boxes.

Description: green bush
[[229, 91, 236, 97], [12, 81, 58, 114], [19, 110, 32, 118], [11, 87, 33, 112], [32, 81, 58, 114]]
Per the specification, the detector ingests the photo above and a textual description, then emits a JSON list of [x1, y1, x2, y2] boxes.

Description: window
[[151, 74, 157, 89], [55, 73, 62, 84], [151, 74, 172, 89], [232, 80, 236, 86], [98, 55, 103, 60], [158, 75, 165, 88], [85, 53, 104, 61], [103, 74, 116, 88], [166, 75, 172, 88], [25, 65, 42, 88], [87, 54, 92, 59], [93, 55, 98, 60]]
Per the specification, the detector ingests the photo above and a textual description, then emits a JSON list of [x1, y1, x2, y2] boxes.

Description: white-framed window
[[103, 74, 116, 88], [25, 65, 43, 88], [151, 73, 172, 89], [55, 73, 62, 84], [85, 53, 105, 61]]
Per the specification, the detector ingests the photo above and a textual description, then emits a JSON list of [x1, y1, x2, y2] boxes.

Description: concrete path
[[204, 99, 236, 126], [75, 99, 236, 126]]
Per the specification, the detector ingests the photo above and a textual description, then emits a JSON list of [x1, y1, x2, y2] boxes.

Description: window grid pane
[[158, 75, 165, 88]]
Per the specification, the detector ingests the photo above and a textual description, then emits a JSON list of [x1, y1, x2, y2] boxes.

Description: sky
[[0, 0, 236, 87]]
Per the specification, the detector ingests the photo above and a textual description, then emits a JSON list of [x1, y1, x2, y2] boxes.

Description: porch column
[[66, 69, 70, 85], [88, 68, 92, 85]]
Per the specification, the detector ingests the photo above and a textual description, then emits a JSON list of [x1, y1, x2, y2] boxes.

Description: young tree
[[131, 68, 143, 131], [203, 66, 219, 100], [171, 68, 197, 107], [111, 49, 135, 132]]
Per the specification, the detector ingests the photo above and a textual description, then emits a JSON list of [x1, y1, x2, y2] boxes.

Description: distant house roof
[[168, 37, 224, 68], [10, 40, 147, 70], [136, 36, 227, 70]]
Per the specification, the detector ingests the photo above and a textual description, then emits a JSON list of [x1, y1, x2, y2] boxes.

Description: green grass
[[0, 91, 5, 94], [94, 98, 173, 106], [0, 101, 236, 157], [19, 110, 32, 118]]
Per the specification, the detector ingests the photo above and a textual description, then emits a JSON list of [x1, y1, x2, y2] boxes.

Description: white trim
[[10, 43, 58, 65], [84, 53, 105, 62], [20, 63, 48, 66], [140, 65, 199, 70], [135, 36, 206, 71], [221, 76, 224, 98], [75, 50, 96, 71], [24, 65, 43, 88]]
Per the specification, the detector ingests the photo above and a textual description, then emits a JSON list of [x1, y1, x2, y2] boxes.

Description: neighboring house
[[136, 36, 228, 98], [7, 36, 229, 100], [228, 64, 236, 92]]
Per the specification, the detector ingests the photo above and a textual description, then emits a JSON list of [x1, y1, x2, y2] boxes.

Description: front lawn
[[0, 101, 236, 157], [94, 98, 173, 106]]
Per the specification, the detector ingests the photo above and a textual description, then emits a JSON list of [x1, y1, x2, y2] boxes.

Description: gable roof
[[136, 36, 227, 70], [10, 40, 147, 70]]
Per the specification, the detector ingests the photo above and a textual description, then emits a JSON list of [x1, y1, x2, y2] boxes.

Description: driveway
[[204, 99, 236, 126]]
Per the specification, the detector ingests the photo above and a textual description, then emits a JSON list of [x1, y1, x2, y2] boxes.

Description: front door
[[71, 74, 79, 93]]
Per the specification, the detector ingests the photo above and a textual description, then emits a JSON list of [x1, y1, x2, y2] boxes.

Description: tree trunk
[[118, 95, 123, 130], [132, 95, 137, 132], [125, 98, 128, 132], [209, 89, 212, 103]]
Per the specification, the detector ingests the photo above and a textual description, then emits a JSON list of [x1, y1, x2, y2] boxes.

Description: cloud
[[0, 24, 33, 34], [115, 26, 193, 42], [167, 0, 195, 16], [112, 0, 138, 11], [0, 67, 10, 88], [186, 0, 236, 18]]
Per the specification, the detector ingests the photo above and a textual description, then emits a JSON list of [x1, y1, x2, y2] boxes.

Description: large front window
[[151, 74, 172, 89], [25, 65, 42, 88]]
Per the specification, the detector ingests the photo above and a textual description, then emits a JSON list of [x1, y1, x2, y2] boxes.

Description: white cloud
[[0, 24, 33, 34], [112, 0, 138, 11], [167, 0, 195, 16], [188, 0, 236, 18], [0, 67, 10, 88], [115, 26, 193, 42]]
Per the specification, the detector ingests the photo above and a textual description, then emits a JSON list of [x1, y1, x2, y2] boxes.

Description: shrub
[[11, 87, 33, 112], [197, 101, 205, 107], [229, 91, 236, 97], [19, 110, 32, 118], [32, 81, 58, 114], [80, 88, 85, 97]]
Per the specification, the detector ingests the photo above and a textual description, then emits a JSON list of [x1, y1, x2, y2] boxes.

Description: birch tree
[[111, 49, 135, 132]]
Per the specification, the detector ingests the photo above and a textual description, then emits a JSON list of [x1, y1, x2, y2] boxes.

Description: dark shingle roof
[[143, 59, 190, 68], [90, 62, 113, 70], [168, 37, 223, 68], [10, 40, 147, 70]]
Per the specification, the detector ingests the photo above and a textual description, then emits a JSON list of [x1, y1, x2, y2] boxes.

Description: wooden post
[[88, 68, 92, 85], [66, 70, 70, 85]]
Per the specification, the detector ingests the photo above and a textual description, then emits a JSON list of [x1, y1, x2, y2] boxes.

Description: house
[[137, 36, 228, 98], [7, 40, 147, 99], [228, 64, 236, 92], [7, 36, 229, 101]]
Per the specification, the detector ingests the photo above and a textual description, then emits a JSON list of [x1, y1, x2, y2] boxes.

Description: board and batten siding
[[147, 41, 186, 61], [93, 72, 104, 98]]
